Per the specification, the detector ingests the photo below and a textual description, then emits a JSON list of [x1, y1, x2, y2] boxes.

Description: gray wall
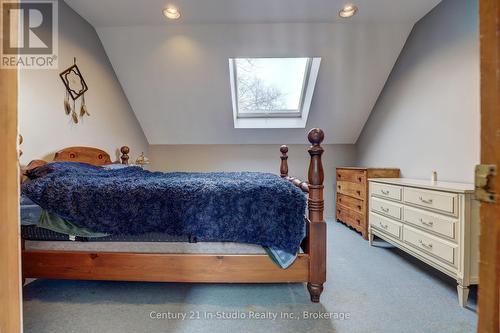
[[19, 0, 148, 165], [356, 0, 479, 183], [97, 22, 413, 144], [149, 144, 357, 218]]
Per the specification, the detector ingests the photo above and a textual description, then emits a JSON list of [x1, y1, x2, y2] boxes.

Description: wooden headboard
[[53, 147, 112, 166], [21, 146, 130, 182], [52, 146, 130, 166]]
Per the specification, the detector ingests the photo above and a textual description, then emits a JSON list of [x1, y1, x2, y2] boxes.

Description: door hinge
[[475, 164, 497, 203]]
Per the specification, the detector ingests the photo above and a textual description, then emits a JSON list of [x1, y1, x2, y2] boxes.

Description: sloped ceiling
[[65, 0, 441, 144]]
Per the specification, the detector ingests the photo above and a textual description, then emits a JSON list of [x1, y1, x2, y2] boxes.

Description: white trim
[[229, 57, 321, 129]]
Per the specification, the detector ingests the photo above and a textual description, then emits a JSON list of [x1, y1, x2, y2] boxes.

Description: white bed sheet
[[25, 240, 267, 254]]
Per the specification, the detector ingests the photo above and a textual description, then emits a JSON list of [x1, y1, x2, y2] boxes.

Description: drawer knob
[[418, 239, 433, 250], [419, 196, 433, 204], [380, 223, 388, 229], [380, 206, 389, 213], [381, 189, 390, 195], [358, 177, 362, 182], [419, 218, 434, 227]]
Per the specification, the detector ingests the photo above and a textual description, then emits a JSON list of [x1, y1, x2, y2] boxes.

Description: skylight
[[229, 57, 321, 129]]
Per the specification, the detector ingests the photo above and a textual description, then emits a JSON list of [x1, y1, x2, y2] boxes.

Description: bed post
[[120, 146, 130, 165], [306, 128, 326, 303], [280, 145, 289, 178]]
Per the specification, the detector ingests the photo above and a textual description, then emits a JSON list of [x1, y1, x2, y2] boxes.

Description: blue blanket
[[22, 162, 307, 254]]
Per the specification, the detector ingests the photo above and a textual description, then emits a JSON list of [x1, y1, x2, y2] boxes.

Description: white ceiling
[[65, 0, 441, 26], [64, 0, 442, 145]]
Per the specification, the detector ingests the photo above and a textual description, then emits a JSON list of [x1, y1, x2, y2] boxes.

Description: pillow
[[102, 163, 132, 170], [25, 161, 104, 179], [24, 161, 54, 179]]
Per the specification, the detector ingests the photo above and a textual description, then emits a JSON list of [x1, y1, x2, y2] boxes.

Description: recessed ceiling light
[[163, 6, 181, 20], [339, 4, 358, 18]]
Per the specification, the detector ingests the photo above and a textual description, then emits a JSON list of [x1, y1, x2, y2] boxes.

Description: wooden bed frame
[[21, 128, 327, 302]]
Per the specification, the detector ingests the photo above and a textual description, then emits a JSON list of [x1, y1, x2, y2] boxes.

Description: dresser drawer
[[337, 193, 364, 214], [336, 169, 366, 184], [337, 181, 365, 200], [371, 197, 402, 220], [404, 206, 457, 240], [337, 205, 364, 228], [370, 213, 402, 239], [404, 188, 458, 215], [371, 182, 402, 201], [403, 226, 457, 266]]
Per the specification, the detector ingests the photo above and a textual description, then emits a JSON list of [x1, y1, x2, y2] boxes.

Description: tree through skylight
[[234, 58, 309, 115]]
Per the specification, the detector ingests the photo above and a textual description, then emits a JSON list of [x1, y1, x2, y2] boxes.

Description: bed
[[20, 128, 326, 302]]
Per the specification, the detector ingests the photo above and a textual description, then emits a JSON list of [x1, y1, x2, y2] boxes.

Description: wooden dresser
[[368, 178, 479, 307], [336, 168, 400, 239]]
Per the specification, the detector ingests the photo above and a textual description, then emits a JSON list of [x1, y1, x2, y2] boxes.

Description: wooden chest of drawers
[[368, 178, 479, 307], [335, 168, 400, 239]]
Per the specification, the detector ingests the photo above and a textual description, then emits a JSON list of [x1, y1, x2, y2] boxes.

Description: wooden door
[[0, 0, 22, 331], [478, 0, 500, 332], [0, 56, 22, 332]]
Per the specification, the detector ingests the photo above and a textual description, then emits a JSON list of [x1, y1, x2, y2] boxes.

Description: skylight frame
[[229, 57, 321, 129]]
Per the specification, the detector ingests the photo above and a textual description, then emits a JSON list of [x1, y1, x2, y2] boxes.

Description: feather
[[71, 110, 79, 124], [64, 98, 71, 115], [80, 103, 86, 117], [80, 104, 89, 117]]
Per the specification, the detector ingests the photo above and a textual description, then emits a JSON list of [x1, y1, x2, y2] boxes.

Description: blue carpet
[[23, 220, 477, 333]]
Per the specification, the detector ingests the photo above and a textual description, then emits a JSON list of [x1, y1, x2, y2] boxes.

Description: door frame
[[478, 0, 500, 332], [0, 0, 22, 331]]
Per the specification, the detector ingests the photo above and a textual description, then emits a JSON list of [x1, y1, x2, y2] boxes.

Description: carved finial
[[120, 146, 130, 165], [280, 145, 289, 178], [308, 128, 325, 146], [308, 128, 324, 186]]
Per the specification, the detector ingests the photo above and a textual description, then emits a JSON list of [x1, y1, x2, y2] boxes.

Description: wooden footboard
[[22, 128, 326, 302]]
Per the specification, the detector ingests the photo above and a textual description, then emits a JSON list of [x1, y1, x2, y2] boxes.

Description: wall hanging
[[60, 57, 89, 124]]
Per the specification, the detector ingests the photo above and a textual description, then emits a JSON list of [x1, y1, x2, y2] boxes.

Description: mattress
[[21, 225, 189, 242], [24, 239, 267, 254], [21, 198, 295, 267], [21, 208, 267, 254], [21, 224, 266, 253]]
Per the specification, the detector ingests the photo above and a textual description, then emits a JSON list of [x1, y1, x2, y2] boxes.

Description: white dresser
[[368, 178, 479, 307]]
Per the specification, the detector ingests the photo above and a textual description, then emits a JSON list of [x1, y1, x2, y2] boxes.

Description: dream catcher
[[60, 58, 89, 124]]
